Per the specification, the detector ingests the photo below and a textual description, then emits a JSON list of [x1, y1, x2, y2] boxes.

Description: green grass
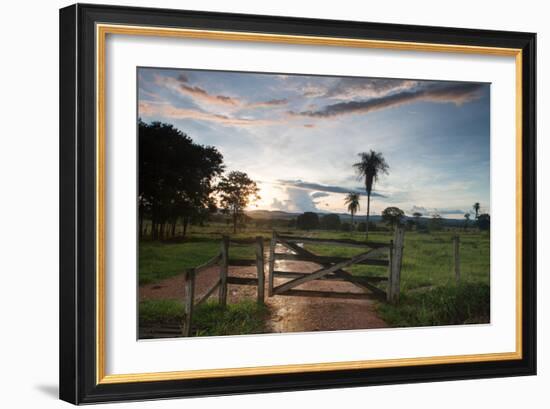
[[191, 301, 269, 336], [377, 282, 490, 327], [139, 223, 490, 329], [139, 299, 268, 336], [139, 299, 185, 324]]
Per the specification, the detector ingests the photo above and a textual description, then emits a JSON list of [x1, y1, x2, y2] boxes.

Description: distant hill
[[245, 209, 463, 226]]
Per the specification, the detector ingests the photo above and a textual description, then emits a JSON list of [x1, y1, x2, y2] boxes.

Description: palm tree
[[353, 150, 389, 239], [344, 192, 360, 230], [473, 202, 481, 220]]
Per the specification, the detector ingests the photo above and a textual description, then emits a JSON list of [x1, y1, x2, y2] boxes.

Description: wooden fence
[[268, 226, 405, 303], [181, 235, 265, 336]]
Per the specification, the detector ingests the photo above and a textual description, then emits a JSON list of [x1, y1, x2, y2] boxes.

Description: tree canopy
[[139, 120, 224, 239], [296, 212, 320, 230], [217, 171, 260, 233], [381, 206, 404, 228]]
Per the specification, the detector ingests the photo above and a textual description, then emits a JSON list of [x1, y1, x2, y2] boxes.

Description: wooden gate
[[268, 227, 404, 303]]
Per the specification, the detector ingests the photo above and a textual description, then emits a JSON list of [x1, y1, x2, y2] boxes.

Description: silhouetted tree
[[139, 120, 224, 240], [429, 214, 443, 231], [413, 211, 423, 227], [353, 150, 389, 239], [217, 171, 260, 234], [477, 213, 490, 231], [473, 202, 481, 220], [296, 212, 319, 230], [381, 206, 404, 228], [321, 214, 341, 230], [344, 192, 360, 230]]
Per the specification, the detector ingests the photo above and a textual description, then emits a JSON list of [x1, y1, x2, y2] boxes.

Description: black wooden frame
[[59, 3, 536, 404]]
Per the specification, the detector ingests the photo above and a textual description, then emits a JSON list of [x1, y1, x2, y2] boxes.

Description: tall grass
[[377, 282, 490, 327], [139, 299, 268, 336]]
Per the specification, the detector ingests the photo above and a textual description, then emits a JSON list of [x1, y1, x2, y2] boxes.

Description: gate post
[[268, 231, 276, 296], [182, 268, 195, 337], [453, 235, 461, 282], [255, 236, 265, 304], [219, 235, 229, 307], [387, 226, 405, 303]]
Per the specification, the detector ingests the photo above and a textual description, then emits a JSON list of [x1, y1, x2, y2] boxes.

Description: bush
[[320, 213, 341, 230], [296, 212, 320, 230], [341, 222, 351, 232]]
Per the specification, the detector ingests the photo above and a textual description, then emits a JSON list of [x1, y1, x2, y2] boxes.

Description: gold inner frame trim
[[96, 23, 523, 385]]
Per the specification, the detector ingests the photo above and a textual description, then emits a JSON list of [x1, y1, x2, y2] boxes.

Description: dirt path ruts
[[140, 249, 387, 333]]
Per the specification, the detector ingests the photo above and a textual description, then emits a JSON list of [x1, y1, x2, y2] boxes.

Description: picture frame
[[59, 3, 536, 404]]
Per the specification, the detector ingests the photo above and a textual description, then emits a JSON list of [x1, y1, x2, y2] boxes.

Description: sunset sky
[[138, 68, 490, 219]]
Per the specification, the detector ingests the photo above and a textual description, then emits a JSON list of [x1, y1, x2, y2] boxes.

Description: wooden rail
[[181, 235, 266, 337], [268, 228, 405, 304]]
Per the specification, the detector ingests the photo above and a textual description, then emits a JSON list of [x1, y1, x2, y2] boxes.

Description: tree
[[464, 213, 471, 230], [296, 212, 319, 230], [381, 206, 404, 228], [321, 214, 341, 230], [217, 171, 260, 234], [477, 213, 490, 231], [353, 150, 389, 239], [473, 202, 481, 220], [413, 212, 423, 229], [344, 192, 360, 230], [139, 120, 224, 240], [429, 213, 443, 231]]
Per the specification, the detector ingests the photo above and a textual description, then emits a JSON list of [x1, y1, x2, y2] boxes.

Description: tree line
[[139, 121, 260, 240]]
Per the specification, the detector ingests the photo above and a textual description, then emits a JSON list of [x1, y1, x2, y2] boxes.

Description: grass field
[[139, 222, 490, 329]]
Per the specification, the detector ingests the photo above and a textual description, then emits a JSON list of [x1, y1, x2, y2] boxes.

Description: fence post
[[453, 235, 461, 282], [219, 235, 229, 307], [255, 236, 265, 304], [388, 226, 405, 304], [182, 268, 195, 337], [268, 231, 276, 296], [386, 239, 394, 302]]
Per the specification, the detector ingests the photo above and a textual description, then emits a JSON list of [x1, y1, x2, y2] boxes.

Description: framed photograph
[[59, 4, 536, 404]]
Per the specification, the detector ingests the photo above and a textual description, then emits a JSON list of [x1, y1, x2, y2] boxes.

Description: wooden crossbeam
[[332, 270, 387, 298], [274, 253, 389, 266], [195, 253, 221, 275], [278, 235, 389, 249], [273, 270, 387, 283], [275, 235, 388, 297], [273, 247, 385, 295], [195, 279, 221, 306]]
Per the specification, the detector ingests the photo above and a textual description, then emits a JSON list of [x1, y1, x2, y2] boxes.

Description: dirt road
[[140, 249, 387, 333]]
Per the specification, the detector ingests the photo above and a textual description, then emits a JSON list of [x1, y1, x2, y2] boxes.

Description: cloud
[[409, 205, 466, 216], [290, 82, 486, 118], [324, 78, 419, 100], [155, 74, 289, 111], [271, 188, 319, 212], [155, 74, 241, 107], [310, 192, 330, 199], [139, 101, 278, 127], [278, 179, 385, 197], [246, 98, 289, 109]]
